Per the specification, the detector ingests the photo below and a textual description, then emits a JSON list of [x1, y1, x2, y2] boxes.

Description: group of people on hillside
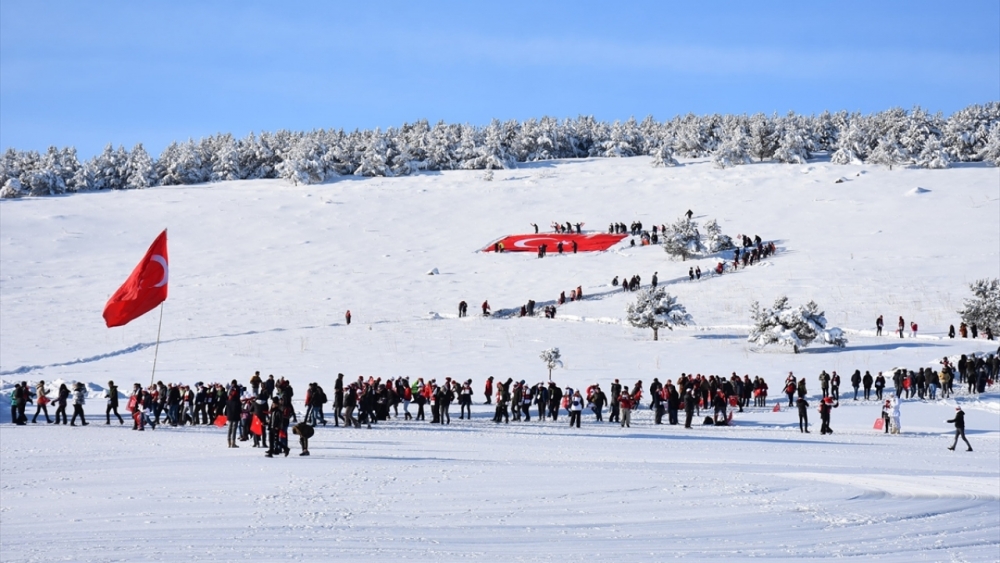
[[876, 315, 994, 341]]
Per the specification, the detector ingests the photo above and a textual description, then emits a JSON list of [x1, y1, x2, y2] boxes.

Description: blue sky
[[2, 0, 997, 158]]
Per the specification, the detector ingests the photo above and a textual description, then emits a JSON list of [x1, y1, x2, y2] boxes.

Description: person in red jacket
[[619, 391, 633, 428], [482, 301, 491, 316], [484, 376, 494, 405]]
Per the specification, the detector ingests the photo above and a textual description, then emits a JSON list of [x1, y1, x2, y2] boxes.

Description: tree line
[[2, 103, 998, 198]]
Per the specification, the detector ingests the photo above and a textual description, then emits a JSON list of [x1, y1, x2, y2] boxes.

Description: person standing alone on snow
[[946, 407, 972, 451], [345, 310, 352, 325], [876, 315, 883, 336]]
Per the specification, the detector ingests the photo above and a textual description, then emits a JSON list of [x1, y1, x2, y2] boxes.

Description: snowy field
[[1, 156, 999, 562]]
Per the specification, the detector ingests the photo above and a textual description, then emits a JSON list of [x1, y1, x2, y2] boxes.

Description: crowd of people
[[7, 351, 996, 457]]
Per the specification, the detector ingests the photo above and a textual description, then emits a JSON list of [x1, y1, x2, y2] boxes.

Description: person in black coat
[[862, 371, 874, 400], [683, 390, 697, 428], [946, 407, 972, 451], [292, 421, 314, 456], [796, 397, 810, 433], [609, 380, 622, 423], [105, 381, 124, 425], [225, 385, 242, 448], [850, 370, 862, 400], [265, 398, 286, 457]]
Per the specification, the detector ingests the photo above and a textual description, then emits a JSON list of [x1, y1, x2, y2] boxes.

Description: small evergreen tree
[[748, 296, 847, 353], [650, 142, 679, 167], [704, 219, 734, 252], [626, 287, 693, 340], [662, 216, 705, 261], [539, 348, 563, 381], [958, 278, 1000, 334]]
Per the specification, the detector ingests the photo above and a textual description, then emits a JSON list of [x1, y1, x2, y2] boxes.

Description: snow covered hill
[[1, 156, 998, 562]]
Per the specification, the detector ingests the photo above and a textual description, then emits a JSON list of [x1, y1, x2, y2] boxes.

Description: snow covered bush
[[539, 348, 563, 381], [0, 177, 24, 198], [958, 278, 999, 334], [704, 219, 734, 252], [662, 216, 705, 261], [626, 287, 693, 341], [747, 296, 847, 353]]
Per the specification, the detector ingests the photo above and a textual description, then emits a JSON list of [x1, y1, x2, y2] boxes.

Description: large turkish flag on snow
[[103, 230, 169, 328], [485, 233, 626, 253]]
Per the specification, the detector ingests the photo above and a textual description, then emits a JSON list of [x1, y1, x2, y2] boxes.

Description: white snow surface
[[1, 156, 999, 562]]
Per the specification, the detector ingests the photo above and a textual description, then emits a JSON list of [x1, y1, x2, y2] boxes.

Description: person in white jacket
[[568, 391, 583, 428], [70, 383, 88, 426], [890, 397, 901, 434]]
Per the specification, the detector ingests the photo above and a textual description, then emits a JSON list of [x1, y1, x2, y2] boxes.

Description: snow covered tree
[[704, 219, 734, 252], [915, 135, 951, 169], [773, 122, 812, 164], [982, 124, 1000, 166], [662, 216, 705, 261], [831, 116, 868, 165], [209, 134, 243, 182], [0, 177, 25, 198], [748, 297, 847, 353], [650, 142, 679, 167], [539, 348, 563, 381], [123, 143, 157, 189], [626, 287, 693, 340], [866, 136, 907, 170], [958, 278, 999, 334], [747, 113, 777, 162], [713, 127, 751, 168]]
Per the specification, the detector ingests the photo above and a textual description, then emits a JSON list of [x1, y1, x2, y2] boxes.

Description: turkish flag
[[103, 230, 169, 328]]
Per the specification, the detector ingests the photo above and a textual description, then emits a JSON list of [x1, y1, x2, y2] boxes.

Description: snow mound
[[905, 187, 931, 196]]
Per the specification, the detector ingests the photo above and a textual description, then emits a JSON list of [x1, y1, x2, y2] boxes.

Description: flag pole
[[150, 303, 164, 386]]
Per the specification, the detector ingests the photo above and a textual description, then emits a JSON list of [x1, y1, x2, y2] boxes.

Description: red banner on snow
[[103, 230, 169, 328], [484, 233, 626, 253]]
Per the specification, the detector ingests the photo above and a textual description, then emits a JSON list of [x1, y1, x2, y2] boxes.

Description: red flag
[[103, 230, 169, 328]]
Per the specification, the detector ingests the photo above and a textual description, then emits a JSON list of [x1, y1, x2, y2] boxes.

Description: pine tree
[[982, 124, 1000, 166], [915, 135, 951, 169], [650, 142, 679, 167], [747, 113, 777, 162], [123, 143, 157, 189], [705, 219, 734, 252], [958, 278, 999, 334], [539, 348, 563, 381], [626, 287, 693, 340], [748, 296, 846, 353], [773, 121, 811, 164], [662, 216, 705, 261]]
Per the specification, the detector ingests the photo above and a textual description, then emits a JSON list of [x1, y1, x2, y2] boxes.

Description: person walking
[[70, 383, 88, 426], [53, 383, 69, 425], [32, 380, 52, 424], [819, 396, 837, 434], [105, 380, 124, 425], [345, 310, 352, 325], [946, 406, 972, 451]]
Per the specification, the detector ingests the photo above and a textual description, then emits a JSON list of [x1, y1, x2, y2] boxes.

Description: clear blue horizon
[[2, 0, 998, 159]]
